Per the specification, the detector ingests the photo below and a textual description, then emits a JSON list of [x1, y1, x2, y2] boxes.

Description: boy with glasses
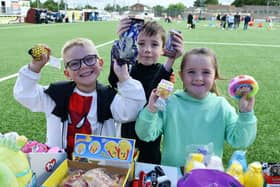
[[13, 38, 146, 158]]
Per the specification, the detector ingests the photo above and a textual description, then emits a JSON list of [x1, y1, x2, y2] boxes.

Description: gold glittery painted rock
[[28, 45, 48, 61]]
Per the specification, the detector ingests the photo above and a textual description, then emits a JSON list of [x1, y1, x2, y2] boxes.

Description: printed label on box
[[73, 134, 135, 163]]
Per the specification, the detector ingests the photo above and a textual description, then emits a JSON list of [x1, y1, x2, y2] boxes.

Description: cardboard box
[[42, 159, 130, 187], [72, 134, 135, 163], [27, 152, 66, 186]]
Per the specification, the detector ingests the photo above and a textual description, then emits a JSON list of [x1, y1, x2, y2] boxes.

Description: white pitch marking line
[[0, 40, 115, 83]]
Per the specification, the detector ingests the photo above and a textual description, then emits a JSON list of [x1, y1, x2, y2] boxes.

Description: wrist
[[147, 104, 157, 113], [28, 63, 41, 73], [164, 59, 175, 72], [118, 75, 130, 83]]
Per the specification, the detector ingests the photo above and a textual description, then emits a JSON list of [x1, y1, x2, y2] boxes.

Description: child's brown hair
[[139, 21, 166, 47]]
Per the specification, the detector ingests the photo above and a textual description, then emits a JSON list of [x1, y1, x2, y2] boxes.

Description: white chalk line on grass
[[1, 40, 280, 83], [184, 41, 280, 48], [0, 40, 115, 83]]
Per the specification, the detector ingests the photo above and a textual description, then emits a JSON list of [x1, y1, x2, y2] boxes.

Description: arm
[[110, 61, 146, 122], [135, 107, 163, 142], [163, 32, 184, 72], [135, 89, 163, 142], [225, 97, 257, 148], [13, 46, 55, 113]]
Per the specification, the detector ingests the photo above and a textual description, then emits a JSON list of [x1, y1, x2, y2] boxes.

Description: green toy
[[0, 132, 32, 187]]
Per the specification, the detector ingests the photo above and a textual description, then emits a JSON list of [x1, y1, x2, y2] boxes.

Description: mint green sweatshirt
[[135, 90, 257, 167]]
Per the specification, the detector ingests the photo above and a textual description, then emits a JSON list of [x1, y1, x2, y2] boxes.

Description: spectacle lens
[[65, 55, 98, 71]]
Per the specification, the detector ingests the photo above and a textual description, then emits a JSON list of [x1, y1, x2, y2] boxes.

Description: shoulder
[[45, 81, 75, 95]]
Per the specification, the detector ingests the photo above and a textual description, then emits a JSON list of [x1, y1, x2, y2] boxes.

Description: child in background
[[109, 18, 184, 164], [135, 47, 257, 167], [13, 38, 146, 158]]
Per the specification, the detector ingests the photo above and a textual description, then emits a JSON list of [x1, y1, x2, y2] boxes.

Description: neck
[[77, 83, 96, 93]]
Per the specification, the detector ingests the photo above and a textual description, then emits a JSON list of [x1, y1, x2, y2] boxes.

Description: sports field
[[0, 20, 279, 164]]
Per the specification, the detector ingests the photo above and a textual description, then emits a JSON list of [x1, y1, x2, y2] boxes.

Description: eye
[[187, 70, 195, 74], [137, 42, 144, 47], [68, 60, 80, 68], [152, 42, 160, 47]]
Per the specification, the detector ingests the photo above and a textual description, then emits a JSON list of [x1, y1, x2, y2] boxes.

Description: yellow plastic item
[[227, 161, 244, 185], [244, 162, 264, 187], [185, 153, 205, 173]]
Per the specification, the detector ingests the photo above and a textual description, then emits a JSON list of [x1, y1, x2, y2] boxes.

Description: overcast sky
[[67, 0, 234, 9]]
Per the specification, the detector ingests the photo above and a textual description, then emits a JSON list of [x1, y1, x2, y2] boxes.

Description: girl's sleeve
[[13, 65, 55, 114], [135, 107, 163, 142], [110, 78, 146, 123], [224, 100, 257, 148]]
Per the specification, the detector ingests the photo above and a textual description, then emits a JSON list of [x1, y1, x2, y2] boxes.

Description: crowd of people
[[217, 13, 252, 30], [13, 17, 257, 168]]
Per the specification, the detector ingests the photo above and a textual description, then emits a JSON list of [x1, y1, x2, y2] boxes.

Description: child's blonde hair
[[180, 47, 222, 95], [61, 38, 99, 62], [139, 21, 166, 47]]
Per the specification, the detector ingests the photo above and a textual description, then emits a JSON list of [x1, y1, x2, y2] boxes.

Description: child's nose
[[144, 46, 152, 53], [194, 74, 203, 81]]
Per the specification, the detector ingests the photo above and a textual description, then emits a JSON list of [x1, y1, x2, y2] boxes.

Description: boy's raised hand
[[112, 59, 130, 83], [238, 94, 255, 113], [28, 45, 51, 73], [164, 32, 184, 71], [117, 17, 131, 37], [171, 32, 184, 59]]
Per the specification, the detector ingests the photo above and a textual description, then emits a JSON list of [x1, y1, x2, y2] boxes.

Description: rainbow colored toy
[[228, 75, 259, 99]]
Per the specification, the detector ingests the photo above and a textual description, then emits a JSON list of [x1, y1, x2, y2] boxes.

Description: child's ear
[[64, 69, 71, 80], [98, 58, 104, 67], [179, 70, 183, 81], [160, 47, 165, 55]]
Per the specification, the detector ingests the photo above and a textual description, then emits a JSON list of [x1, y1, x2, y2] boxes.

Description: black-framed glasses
[[65, 54, 99, 71]]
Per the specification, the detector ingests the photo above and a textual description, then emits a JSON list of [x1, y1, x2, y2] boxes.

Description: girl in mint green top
[[135, 48, 257, 167]]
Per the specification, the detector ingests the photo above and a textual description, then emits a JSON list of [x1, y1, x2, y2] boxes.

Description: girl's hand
[[117, 17, 131, 37], [113, 59, 129, 83], [238, 93, 255, 112], [29, 45, 51, 73], [147, 89, 160, 113]]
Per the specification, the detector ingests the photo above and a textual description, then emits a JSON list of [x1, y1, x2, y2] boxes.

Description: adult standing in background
[[244, 14, 251, 30], [234, 12, 241, 29], [187, 13, 194, 29]]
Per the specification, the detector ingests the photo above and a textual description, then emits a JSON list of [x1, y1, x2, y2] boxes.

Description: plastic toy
[[244, 162, 264, 187], [227, 161, 245, 185], [132, 166, 171, 187], [155, 79, 174, 111], [228, 150, 248, 172], [185, 153, 205, 174], [228, 75, 259, 99], [207, 155, 224, 171], [0, 132, 33, 187]]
